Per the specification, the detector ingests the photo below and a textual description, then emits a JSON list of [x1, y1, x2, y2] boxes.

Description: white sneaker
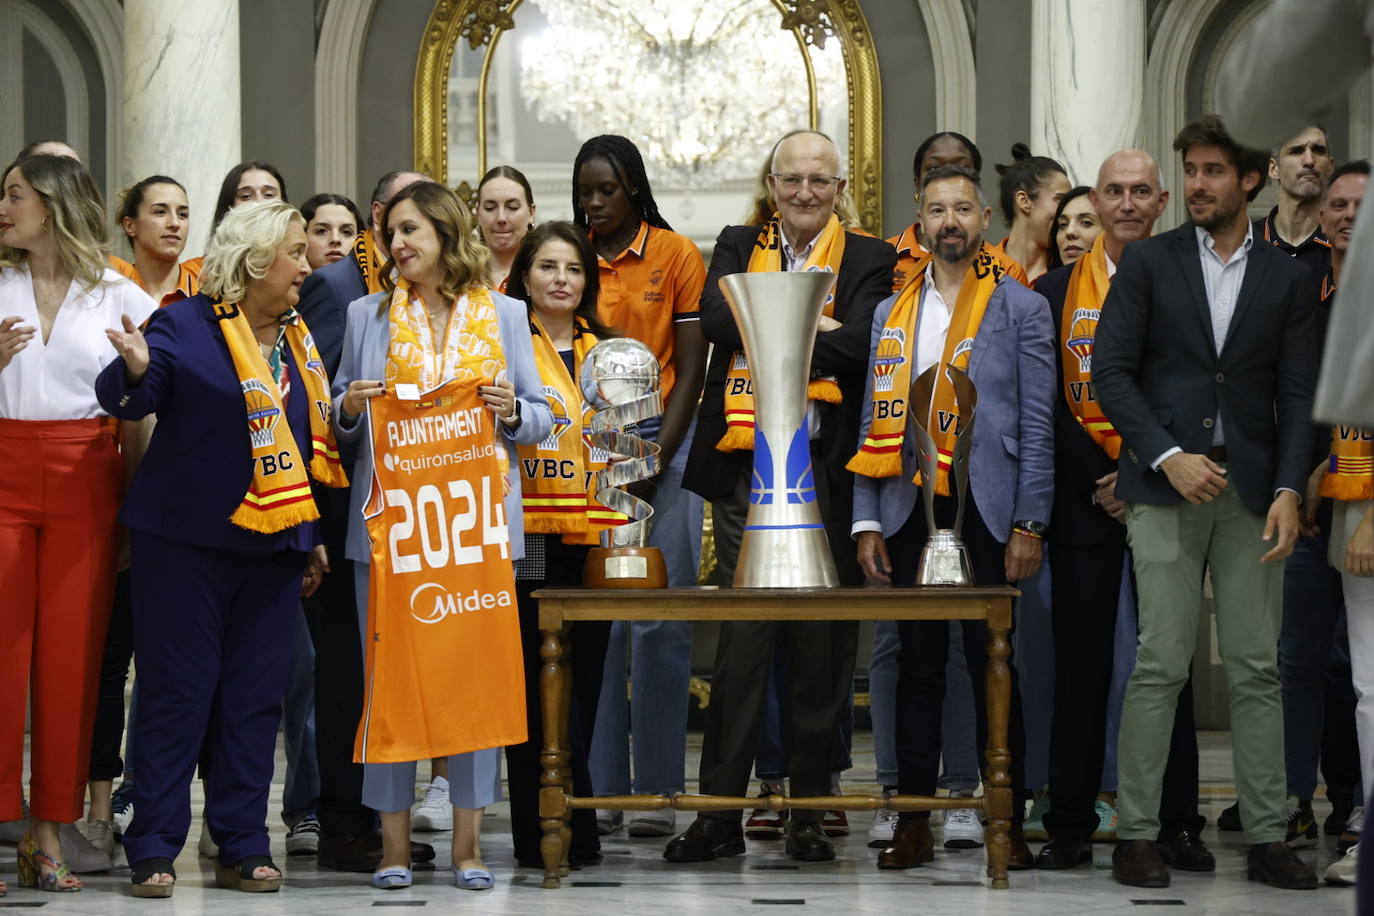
[[79, 817, 116, 858], [197, 817, 218, 858], [1326, 841, 1359, 886], [628, 809, 677, 837], [942, 808, 985, 849], [868, 803, 898, 849], [411, 776, 453, 832]]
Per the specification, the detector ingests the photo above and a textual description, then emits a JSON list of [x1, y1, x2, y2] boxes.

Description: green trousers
[[1117, 482, 1286, 843]]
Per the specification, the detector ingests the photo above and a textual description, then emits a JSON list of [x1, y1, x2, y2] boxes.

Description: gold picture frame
[[413, 0, 883, 231]]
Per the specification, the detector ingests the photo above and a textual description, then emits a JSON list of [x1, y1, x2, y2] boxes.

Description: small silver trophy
[[579, 338, 666, 588], [909, 363, 977, 586]]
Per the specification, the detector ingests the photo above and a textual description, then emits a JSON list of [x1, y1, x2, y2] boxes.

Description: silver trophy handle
[[907, 364, 941, 535], [946, 365, 977, 537]]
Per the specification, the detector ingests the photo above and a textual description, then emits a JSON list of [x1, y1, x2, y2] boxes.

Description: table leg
[[539, 625, 569, 889], [558, 632, 574, 874], [983, 599, 1013, 889]]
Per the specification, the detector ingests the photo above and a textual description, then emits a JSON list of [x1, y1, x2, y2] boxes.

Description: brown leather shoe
[[1006, 823, 1035, 870], [663, 816, 745, 863], [876, 817, 935, 870], [784, 823, 835, 862], [1246, 842, 1317, 890], [1112, 839, 1170, 888], [316, 831, 435, 873], [1157, 829, 1215, 872], [1035, 836, 1093, 869]]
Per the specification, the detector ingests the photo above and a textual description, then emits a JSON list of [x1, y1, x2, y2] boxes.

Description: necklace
[[33, 275, 71, 310]]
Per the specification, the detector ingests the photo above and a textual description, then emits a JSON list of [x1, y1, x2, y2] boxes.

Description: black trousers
[[700, 455, 861, 825], [505, 539, 609, 864], [1044, 531, 1203, 841], [89, 569, 134, 782], [890, 492, 1028, 820], [309, 486, 374, 839]]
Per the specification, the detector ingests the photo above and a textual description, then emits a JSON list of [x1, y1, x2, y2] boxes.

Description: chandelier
[[519, 0, 843, 188]]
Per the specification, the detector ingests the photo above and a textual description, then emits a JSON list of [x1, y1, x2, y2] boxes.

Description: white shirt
[[0, 265, 157, 420], [1151, 225, 1253, 468], [780, 223, 827, 440]]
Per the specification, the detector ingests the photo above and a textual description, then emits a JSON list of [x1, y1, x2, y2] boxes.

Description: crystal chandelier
[[519, 0, 842, 188]]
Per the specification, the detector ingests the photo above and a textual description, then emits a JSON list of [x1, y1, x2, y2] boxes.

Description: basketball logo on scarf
[[242, 379, 281, 449], [873, 328, 905, 392], [540, 386, 573, 452], [1066, 308, 1099, 375]]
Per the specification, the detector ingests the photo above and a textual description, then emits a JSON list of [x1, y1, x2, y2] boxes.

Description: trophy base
[[916, 530, 974, 586], [735, 526, 839, 588], [583, 547, 668, 589]]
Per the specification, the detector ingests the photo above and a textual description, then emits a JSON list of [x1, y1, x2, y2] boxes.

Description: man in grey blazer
[[851, 164, 1055, 869]]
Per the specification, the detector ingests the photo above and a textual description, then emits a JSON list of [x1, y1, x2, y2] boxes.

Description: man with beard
[[850, 164, 1055, 870], [1093, 115, 1319, 890]]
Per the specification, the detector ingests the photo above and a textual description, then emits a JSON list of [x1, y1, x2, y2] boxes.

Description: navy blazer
[[296, 252, 365, 378], [1093, 224, 1317, 516], [96, 295, 319, 553], [851, 273, 1056, 546]]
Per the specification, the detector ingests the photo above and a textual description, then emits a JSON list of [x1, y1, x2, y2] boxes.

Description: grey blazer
[[331, 290, 552, 564], [852, 274, 1056, 544], [1217, 0, 1374, 426]]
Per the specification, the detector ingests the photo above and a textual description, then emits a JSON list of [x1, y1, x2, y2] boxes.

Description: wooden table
[[532, 585, 1020, 889]]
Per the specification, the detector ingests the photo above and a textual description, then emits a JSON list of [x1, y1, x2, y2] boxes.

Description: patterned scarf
[[354, 232, 386, 296], [1060, 234, 1120, 459], [847, 244, 1005, 495], [715, 212, 845, 452]]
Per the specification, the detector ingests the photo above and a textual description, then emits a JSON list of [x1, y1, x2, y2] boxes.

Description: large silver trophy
[[580, 338, 667, 588], [909, 363, 977, 586], [719, 272, 839, 588]]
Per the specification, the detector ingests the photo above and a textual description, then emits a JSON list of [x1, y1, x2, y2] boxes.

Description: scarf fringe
[[807, 378, 842, 404], [845, 450, 901, 478], [1321, 476, 1374, 502], [228, 500, 320, 535]]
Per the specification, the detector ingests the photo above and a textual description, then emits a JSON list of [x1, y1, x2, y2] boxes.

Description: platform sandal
[[214, 855, 283, 893], [129, 857, 176, 898]]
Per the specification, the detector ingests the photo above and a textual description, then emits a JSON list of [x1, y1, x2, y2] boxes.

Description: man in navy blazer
[[852, 165, 1055, 870], [293, 168, 433, 873], [1092, 116, 1318, 890]]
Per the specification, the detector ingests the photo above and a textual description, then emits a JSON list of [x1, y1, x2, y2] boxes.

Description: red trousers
[[0, 418, 121, 822]]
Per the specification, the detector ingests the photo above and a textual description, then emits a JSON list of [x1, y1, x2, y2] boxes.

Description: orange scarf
[[213, 302, 347, 532], [847, 244, 1004, 495], [1060, 234, 1121, 459], [354, 233, 386, 295], [716, 213, 845, 452], [1320, 425, 1374, 501], [518, 316, 628, 542]]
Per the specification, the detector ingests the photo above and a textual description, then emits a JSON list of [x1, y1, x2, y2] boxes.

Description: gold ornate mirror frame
[[413, 0, 883, 231]]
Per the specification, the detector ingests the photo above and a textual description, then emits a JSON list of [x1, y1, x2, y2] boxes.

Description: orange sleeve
[[671, 235, 706, 320], [109, 255, 138, 282]]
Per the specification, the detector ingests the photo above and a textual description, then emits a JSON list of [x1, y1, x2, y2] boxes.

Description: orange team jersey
[[354, 377, 526, 764], [594, 221, 706, 401], [887, 225, 1028, 290], [109, 256, 202, 307]]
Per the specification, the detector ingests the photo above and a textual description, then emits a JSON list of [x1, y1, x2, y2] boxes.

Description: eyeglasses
[[770, 172, 842, 192]]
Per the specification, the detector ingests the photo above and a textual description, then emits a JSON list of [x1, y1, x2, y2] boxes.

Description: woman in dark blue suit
[[96, 200, 344, 898]]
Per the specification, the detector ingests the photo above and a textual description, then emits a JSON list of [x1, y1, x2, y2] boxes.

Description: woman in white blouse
[[0, 153, 155, 894]]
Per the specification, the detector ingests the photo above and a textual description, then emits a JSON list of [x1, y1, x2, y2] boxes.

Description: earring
[[41, 216, 50, 232]]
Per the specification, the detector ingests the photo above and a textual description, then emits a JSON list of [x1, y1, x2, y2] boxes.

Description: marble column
[[123, 0, 240, 258], [1029, 0, 1145, 187]]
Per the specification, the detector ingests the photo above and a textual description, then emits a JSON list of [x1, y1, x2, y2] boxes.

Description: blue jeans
[[753, 625, 853, 782], [590, 423, 703, 796], [870, 620, 979, 791], [281, 606, 319, 824], [1280, 519, 1359, 799]]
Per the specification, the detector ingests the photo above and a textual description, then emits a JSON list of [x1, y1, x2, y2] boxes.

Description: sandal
[[214, 855, 283, 893], [17, 833, 81, 892], [129, 857, 176, 898]]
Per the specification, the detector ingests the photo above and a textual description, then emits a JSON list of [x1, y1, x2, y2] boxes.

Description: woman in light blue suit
[[331, 182, 550, 891]]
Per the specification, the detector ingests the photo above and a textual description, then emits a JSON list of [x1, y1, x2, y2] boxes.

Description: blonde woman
[[0, 153, 156, 894], [333, 181, 550, 891], [97, 199, 343, 897]]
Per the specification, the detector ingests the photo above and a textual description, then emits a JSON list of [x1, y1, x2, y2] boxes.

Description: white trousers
[[1333, 499, 1374, 803]]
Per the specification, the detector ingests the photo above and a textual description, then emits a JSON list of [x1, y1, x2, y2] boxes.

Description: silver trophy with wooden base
[[580, 338, 667, 589], [909, 363, 977, 586], [718, 271, 839, 588]]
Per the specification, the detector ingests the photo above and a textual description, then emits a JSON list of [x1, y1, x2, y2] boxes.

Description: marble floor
[[0, 731, 1359, 915]]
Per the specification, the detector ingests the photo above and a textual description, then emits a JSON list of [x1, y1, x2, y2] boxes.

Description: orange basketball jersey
[[354, 378, 526, 764]]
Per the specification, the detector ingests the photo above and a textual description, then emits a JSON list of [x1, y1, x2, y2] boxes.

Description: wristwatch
[[1012, 519, 1048, 539]]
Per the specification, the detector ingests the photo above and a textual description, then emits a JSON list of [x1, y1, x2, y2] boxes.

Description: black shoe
[[1217, 802, 1242, 831], [663, 816, 746, 863], [1157, 829, 1215, 872], [1285, 799, 1317, 848], [1035, 836, 1092, 870], [784, 823, 834, 862], [316, 831, 435, 872], [1112, 839, 1170, 888], [1246, 841, 1317, 890]]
